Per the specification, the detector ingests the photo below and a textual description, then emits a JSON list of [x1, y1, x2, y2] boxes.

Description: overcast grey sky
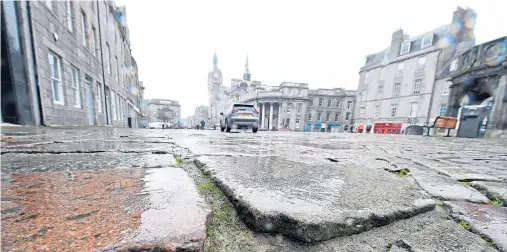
[[115, 0, 507, 118]]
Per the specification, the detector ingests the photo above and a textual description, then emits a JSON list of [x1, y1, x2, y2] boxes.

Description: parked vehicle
[[148, 122, 168, 129], [220, 103, 259, 133]]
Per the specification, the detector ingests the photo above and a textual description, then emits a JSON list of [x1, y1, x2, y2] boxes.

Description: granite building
[[193, 105, 209, 127], [211, 54, 356, 132], [354, 7, 476, 134], [142, 98, 181, 125], [1, 0, 142, 127]]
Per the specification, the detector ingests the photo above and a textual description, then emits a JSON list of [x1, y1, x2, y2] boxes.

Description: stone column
[[269, 103, 274, 131], [301, 102, 308, 131], [290, 102, 297, 130], [260, 103, 265, 129], [278, 102, 283, 128]]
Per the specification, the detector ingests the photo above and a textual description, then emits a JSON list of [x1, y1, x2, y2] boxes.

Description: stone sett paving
[[1, 169, 145, 251], [1, 127, 209, 252], [171, 130, 507, 251], [1, 127, 506, 251]]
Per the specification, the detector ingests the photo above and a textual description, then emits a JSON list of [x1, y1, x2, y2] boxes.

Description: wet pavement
[[1, 127, 208, 251], [1, 126, 507, 251]]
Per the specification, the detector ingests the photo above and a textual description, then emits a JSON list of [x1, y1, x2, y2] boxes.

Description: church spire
[[213, 50, 218, 68], [243, 53, 251, 81]]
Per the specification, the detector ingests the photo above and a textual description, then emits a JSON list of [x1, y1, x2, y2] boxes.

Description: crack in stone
[[1, 150, 172, 155]]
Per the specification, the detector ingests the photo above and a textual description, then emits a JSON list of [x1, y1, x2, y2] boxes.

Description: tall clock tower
[[207, 51, 223, 124]]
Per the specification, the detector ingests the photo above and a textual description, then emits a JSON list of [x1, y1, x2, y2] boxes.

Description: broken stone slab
[[471, 181, 507, 206], [195, 155, 434, 242], [1, 153, 177, 173], [410, 169, 490, 203], [445, 201, 507, 251], [382, 218, 498, 252], [110, 168, 210, 251], [245, 211, 498, 251], [429, 166, 504, 182]]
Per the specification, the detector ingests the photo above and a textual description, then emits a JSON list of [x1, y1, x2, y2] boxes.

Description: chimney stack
[[452, 6, 466, 23], [389, 28, 405, 59]]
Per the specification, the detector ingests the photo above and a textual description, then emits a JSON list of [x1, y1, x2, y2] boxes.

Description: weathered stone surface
[[1, 164, 208, 251], [445, 201, 507, 251], [251, 210, 498, 252], [195, 155, 434, 242], [110, 168, 209, 251], [1, 141, 173, 154], [431, 165, 505, 182], [1, 153, 176, 173], [1, 169, 146, 251], [410, 169, 490, 203], [471, 181, 507, 205]]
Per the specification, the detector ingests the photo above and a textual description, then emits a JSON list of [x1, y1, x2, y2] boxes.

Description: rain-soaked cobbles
[[1, 127, 208, 251], [2, 126, 507, 251]]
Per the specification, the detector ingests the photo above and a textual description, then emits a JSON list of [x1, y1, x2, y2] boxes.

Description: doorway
[[85, 78, 95, 125]]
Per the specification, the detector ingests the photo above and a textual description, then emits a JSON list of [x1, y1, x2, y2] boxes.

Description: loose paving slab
[[195, 155, 434, 242], [0, 153, 177, 173], [410, 168, 490, 203], [267, 211, 498, 252], [471, 181, 507, 205], [445, 201, 507, 251]]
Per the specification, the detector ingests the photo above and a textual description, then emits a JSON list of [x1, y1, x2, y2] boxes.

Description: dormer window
[[421, 35, 433, 49], [400, 42, 411, 55]]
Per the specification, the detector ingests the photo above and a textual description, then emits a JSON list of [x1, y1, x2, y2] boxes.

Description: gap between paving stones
[[1, 150, 172, 155], [442, 202, 506, 252]]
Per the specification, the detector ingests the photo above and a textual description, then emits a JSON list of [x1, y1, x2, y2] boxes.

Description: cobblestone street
[[1, 127, 506, 251]]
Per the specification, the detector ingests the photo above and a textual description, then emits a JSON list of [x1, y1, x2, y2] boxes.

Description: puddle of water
[[123, 168, 208, 245]]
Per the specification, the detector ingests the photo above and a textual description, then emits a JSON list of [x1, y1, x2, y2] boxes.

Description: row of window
[[308, 112, 351, 122], [285, 103, 302, 114], [52, 0, 132, 93], [363, 58, 458, 84], [312, 99, 353, 109], [49, 52, 101, 112], [362, 79, 451, 102], [283, 88, 303, 96], [110, 89, 128, 122], [358, 103, 447, 119], [400, 35, 433, 55], [49, 51, 129, 122]]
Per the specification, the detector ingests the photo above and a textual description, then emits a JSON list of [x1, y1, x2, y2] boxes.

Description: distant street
[[1, 127, 506, 251]]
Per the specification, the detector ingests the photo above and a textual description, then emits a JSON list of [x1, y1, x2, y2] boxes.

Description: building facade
[[0, 0, 142, 127], [354, 7, 476, 134], [210, 54, 357, 132], [141, 99, 181, 125]]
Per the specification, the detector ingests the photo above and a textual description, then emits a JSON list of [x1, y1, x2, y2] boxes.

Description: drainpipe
[[26, 1, 44, 125], [426, 50, 443, 126], [96, 1, 109, 125]]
